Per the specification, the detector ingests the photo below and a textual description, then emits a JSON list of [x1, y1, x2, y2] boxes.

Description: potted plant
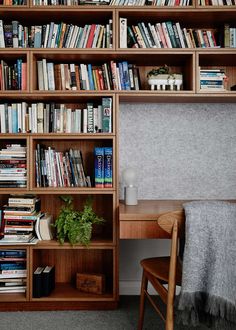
[[54, 195, 105, 246], [147, 65, 183, 91]]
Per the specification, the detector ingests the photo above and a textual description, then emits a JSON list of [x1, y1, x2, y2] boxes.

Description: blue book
[[94, 147, 104, 188], [104, 147, 112, 188], [12, 104, 18, 133], [122, 61, 131, 90], [87, 64, 95, 90], [17, 59, 22, 90], [118, 62, 125, 90]]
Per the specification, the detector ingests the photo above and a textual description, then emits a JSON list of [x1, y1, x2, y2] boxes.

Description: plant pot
[[148, 73, 183, 91]]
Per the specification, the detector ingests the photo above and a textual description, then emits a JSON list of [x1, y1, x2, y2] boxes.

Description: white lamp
[[122, 167, 138, 205]]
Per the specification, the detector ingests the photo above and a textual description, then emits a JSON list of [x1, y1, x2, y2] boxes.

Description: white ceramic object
[[148, 73, 183, 91]]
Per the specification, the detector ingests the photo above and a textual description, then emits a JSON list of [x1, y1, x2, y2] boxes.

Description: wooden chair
[[138, 210, 185, 330]]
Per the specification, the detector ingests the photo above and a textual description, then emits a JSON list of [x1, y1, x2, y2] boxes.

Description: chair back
[[157, 210, 185, 239]]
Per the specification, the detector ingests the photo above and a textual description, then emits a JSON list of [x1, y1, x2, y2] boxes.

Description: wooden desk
[[119, 200, 185, 239]]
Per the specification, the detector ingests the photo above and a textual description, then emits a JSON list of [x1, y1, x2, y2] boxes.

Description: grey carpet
[[0, 296, 208, 330]]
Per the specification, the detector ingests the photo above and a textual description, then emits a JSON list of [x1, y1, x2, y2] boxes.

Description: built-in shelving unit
[[0, 0, 235, 310]]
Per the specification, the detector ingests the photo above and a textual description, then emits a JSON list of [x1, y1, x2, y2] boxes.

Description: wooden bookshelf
[[0, 3, 235, 310]]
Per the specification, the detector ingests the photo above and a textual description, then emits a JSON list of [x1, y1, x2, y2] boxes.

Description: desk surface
[[119, 200, 185, 239]]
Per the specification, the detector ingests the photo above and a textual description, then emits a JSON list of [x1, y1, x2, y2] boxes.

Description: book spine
[[104, 147, 112, 188], [94, 147, 104, 188]]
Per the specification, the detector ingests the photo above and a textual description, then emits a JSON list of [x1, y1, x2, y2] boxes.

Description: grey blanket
[[176, 201, 236, 329]]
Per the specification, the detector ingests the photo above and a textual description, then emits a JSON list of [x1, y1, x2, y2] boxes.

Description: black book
[[33, 266, 44, 298], [42, 265, 55, 296]]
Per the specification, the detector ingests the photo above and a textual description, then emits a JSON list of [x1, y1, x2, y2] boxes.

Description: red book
[[86, 24, 96, 48], [21, 62, 27, 91]]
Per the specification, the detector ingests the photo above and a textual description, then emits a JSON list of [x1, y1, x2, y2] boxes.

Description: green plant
[[147, 64, 170, 77], [54, 195, 105, 246]]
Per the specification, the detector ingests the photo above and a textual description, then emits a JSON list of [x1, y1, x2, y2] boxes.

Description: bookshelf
[[0, 1, 236, 311]]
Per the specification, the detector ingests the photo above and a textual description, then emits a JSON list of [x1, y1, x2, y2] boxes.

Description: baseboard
[[119, 281, 181, 296], [119, 280, 156, 295]]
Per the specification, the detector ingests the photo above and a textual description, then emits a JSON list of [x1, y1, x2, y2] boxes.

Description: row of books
[[0, 0, 26, 4], [35, 146, 88, 187], [32, 0, 191, 4], [199, 0, 236, 4], [0, 249, 26, 292], [0, 195, 53, 243], [0, 144, 27, 188], [95, 147, 112, 188], [0, 20, 113, 49], [224, 24, 236, 48], [37, 59, 141, 91], [120, 18, 219, 49], [0, 59, 26, 91], [0, 98, 112, 134], [199, 68, 227, 91]]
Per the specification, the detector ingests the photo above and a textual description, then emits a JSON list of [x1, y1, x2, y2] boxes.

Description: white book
[[17, 103, 22, 133], [0, 104, 6, 133], [47, 62, 55, 91], [69, 25, 79, 48], [83, 108, 87, 133], [22, 102, 27, 133], [66, 108, 72, 133], [51, 23, 58, 48], [92, 25, 101, 48], [42, 59, 49, 90], [37, 61, 44, 90], [37, 103, 44, 133], [75, 109, 82, 133], [7, 105, 12, 134], [120, 18, 127, 48], [28, 106, 32, 132], [176, 22, 186, 48], [43, 24, 50, 48], [0, 20, 5, 48], [31, 103, 37, 133]]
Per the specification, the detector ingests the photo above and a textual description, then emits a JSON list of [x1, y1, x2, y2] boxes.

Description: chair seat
[[140, 257, 182, 286]]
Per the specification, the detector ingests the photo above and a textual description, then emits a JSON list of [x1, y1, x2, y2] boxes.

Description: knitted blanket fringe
[[176, 291, 236, 329]]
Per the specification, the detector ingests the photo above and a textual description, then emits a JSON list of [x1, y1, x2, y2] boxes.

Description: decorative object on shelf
[[122, 167, 138, 206], [76, 273, 105, 294], [54, 195, 105, 246], [147, 65, 183, 91]]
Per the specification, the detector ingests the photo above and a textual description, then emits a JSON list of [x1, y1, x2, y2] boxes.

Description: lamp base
[[124, 186, 138, 205]]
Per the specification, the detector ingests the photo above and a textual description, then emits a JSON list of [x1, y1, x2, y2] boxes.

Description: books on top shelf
[[0, 20, 112, 49], [0, 98, 112, 134], [32, 0, 192, 5], [0, 249, 27, 292], [120, 18, 220, 49], [0, 0, 26, 4], [0, 144, 27, 188], [199, 68, 227, 92], [37, 59, 141, 91], [94, 147, 112, 188]]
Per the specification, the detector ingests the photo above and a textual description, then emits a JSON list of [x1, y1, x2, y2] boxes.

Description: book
[[120, 18, 127, 48], [33, 266, 44, 298], [38, 214, 53, 240], [102, 97, 112, 133], [94, 147, 104, 188], [104, 147, 112, 188], [42, 265, 55, 296]]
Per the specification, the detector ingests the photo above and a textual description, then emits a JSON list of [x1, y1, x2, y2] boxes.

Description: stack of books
[[199, 69, 227, 92], [0, 195, 42, 243], [0, 249, 27, 293], [0, 144, 27, 188]]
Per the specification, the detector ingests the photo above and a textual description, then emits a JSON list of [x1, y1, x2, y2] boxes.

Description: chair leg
[[165, 292, 174, 330], [138, 271, 148, 330]]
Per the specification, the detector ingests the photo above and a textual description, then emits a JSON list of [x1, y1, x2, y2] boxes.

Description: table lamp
[[122, 167, 138, 205]]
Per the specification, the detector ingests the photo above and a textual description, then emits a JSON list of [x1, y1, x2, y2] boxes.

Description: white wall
[[119, 103, 236, 294]]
